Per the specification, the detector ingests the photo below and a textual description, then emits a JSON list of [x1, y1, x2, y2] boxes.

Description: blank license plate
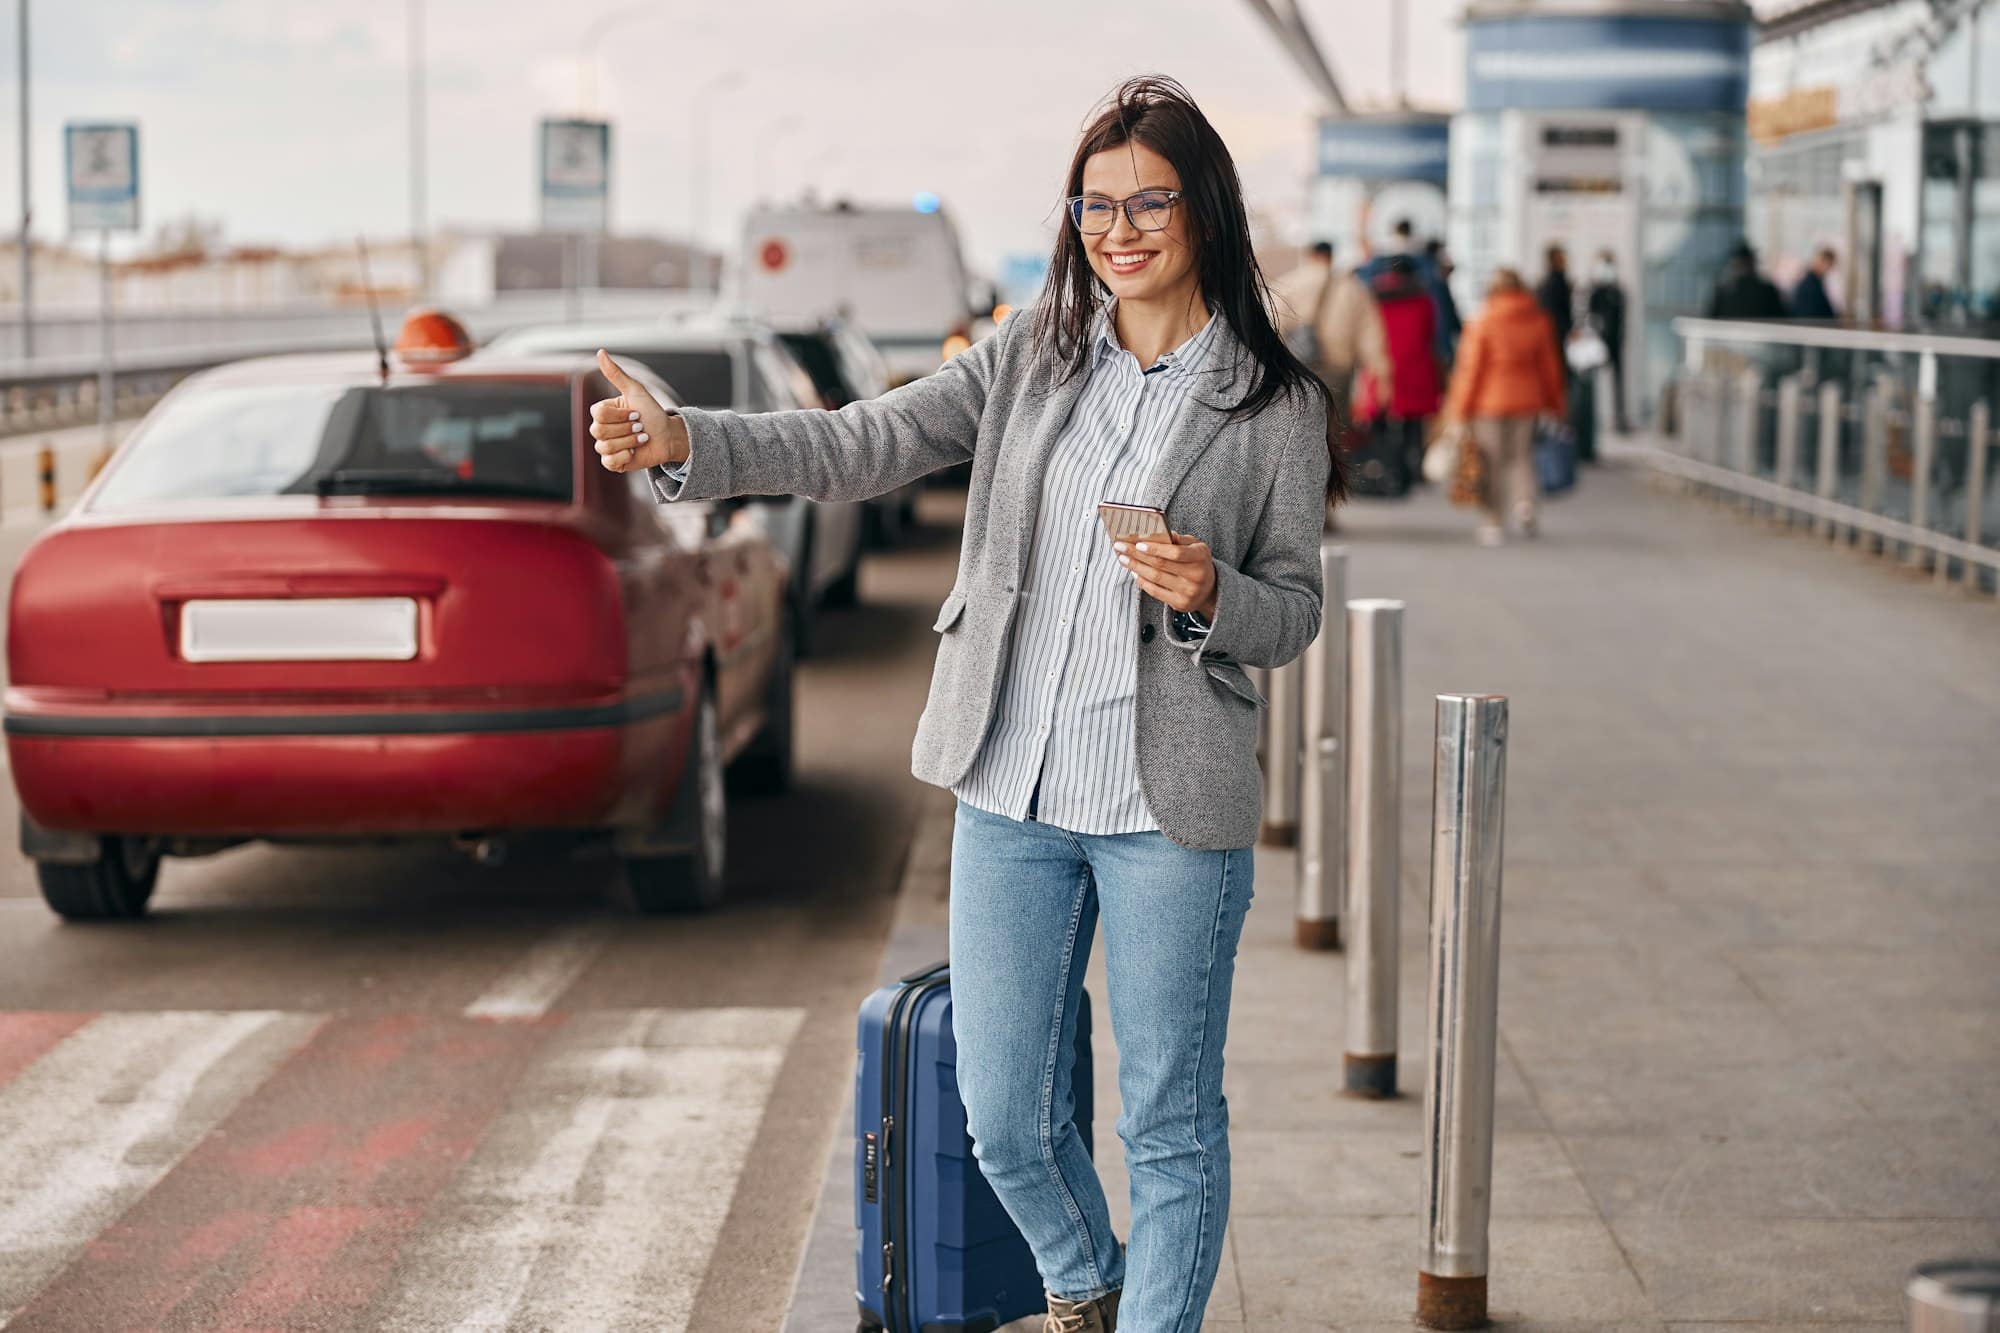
[[180, 598, 419, 663]]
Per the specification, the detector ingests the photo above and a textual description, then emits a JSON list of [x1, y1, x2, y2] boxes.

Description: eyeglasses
[[1065, 189, 1182, 235]]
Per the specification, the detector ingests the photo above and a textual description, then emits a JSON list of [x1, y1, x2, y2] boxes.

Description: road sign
[[540, 118, 610, 233], [65, 123, 139, 233]]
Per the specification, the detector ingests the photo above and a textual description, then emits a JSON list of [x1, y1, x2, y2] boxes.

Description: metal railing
[[0, 290, 681, 438], [1657, 318, 2000, 593]]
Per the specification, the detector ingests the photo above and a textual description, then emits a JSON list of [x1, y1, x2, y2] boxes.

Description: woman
[[1441, 266, 1565, 545], [589, 75, 1341, 1333], [1356, 254, 1442, 486]]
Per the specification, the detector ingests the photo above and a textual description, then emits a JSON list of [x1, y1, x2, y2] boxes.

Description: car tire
[[732, 610, 795, 796], [822, 550, 860, 608], [36, 836, 161, 921], [623, 685, 727, 913], [792, 516, 819, 660], [864, 498, 903, 549]]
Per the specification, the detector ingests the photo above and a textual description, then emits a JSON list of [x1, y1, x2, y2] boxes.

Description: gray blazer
[[657, 307, 1330, 850]]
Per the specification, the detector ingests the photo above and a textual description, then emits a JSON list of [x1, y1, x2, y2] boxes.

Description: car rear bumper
[[4, 688, 688, 837]]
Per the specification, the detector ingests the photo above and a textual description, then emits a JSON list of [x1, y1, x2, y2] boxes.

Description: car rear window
[[777, 332, 851, 407], [618, 349, 734, 408], [91, 381, 577, 510]]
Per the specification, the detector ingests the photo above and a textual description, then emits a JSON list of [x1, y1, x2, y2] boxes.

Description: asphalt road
[[0, 490, 964, 1331]]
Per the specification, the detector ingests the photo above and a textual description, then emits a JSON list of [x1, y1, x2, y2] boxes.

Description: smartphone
[[1097, 501, 1172, 544]]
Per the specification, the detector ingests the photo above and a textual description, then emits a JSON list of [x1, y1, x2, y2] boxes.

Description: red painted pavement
[[0, 1012, 93, 1091], [8, 1013, 564, 1332]]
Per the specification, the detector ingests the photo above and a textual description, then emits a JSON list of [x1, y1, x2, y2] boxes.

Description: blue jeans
[[948, 799, 1254, 1333]]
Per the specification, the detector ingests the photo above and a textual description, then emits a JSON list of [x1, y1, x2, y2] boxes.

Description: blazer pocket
[[1204, 659, 1267, 710], [932, 590, 967, 633]]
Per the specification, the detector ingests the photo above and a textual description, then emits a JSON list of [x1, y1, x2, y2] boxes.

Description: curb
[[779, 788, 956, 1333]]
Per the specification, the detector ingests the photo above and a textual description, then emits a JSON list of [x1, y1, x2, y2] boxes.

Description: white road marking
[[0, 1010, 319, 1325], [372, 1006, 804, 1333], [463, 920, 617, 1021]]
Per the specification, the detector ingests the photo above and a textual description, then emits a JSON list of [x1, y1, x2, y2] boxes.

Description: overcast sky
[[2, 0, 1467, 276]]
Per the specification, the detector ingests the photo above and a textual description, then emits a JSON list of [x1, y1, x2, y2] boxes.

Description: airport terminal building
[[1748, 0, 2000, 329], [1445, 0, 1756, 417]]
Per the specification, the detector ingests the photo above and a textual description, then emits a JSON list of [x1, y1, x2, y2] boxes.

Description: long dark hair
[[1031, 74, 1347, 502]]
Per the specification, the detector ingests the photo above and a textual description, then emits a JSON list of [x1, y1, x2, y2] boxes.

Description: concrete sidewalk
[[787, 460, 2000, 1331]]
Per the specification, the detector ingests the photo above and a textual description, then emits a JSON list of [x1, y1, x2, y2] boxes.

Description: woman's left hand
[[1114, 532, 1217, 620]]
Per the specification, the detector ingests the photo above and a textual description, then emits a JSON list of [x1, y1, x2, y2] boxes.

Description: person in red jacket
[[1442, 266, 1566, 545], [1355, 255, 1442, 484]]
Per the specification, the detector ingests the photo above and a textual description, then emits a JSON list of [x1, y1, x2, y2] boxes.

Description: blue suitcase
[[855, 961, 1095, 1333]]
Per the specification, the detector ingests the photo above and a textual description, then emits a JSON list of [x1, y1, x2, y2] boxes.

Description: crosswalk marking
[[0, 1006, 803, 1330], [0, 1010, 320, 1326], [370, 1007, 803, 1332], [464, 920, 618, 1020]]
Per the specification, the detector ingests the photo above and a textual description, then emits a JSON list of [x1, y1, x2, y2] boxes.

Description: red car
[[5, 311, 794, 920]]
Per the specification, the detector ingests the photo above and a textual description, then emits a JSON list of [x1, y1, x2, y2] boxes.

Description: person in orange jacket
[[1441, 266, 1567, 545]]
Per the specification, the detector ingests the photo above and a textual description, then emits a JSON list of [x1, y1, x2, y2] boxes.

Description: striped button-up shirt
[[953, 306, 1223, 835]]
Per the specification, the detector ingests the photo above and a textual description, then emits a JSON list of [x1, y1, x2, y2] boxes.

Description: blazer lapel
[[1141, 317, 1249, 513], [1004, 359, 1093, 583]]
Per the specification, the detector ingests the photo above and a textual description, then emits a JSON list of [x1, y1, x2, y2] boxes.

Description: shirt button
[[1141, 623, 1156, 644]]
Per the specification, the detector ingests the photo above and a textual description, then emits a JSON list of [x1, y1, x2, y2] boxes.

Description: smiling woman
[[585, 73, 1338, 1333]]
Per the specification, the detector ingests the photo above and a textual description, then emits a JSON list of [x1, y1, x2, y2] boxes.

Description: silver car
[[487, 314, 868, 656]]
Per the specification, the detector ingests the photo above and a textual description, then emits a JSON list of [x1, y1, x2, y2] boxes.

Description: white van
[[737, 203, 983, 381]]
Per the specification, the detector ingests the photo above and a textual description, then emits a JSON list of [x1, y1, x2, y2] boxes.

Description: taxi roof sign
[[394, 309, 474, 366]]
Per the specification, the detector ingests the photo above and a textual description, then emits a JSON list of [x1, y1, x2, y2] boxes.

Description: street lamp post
[[690, 70, 745, 267], [408, 0, 428, 301], [577, 3, 652, 112], [17, 0, 32, 360], [756, 115, 802, 204]]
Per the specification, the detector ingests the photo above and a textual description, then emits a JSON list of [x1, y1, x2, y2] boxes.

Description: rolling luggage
[[855, 962, 1095, 1333], [1534, 418, 1579, 496], [1345, 420, 1414, 497]]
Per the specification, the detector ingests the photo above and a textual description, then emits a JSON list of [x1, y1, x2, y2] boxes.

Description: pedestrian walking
[[1705, 239, 1788, 319], [589, 74, 1341, 1333], [1272, 238, 1390, 415], [1535, 244, 1575, 350], [1357, 254, 1442, 484], [1442, 266, 1566, 546], [1423, 237, 1464, 368], [1585, 249, 1631, 435], [1790, 245, 1839, 320]]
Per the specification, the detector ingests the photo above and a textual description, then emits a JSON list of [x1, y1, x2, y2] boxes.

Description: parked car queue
[[2, 303, 928, 923]]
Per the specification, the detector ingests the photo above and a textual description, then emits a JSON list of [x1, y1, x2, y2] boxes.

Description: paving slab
[[786, 464, 2000, 1330]]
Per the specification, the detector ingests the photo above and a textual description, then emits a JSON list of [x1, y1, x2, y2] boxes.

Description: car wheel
[[864, 498, 903, 549], [623, 684, 727, 913], [36, 836, 161, 921], [792, 517, 819, 660], [822, 551, 860, 608], [732, 609, 795, 796]]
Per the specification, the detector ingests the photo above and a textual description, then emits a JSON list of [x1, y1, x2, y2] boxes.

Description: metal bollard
[[37, 442, 54, 512], [1860, 375, 1891, 549], [1963, 402, 1990, 592], [1343, 599, 1403, 1095], [1261, 648, 1303, 847], [1905, 1257, 2000, 1331], [1732, 367, 1759, 480], [1774, 373, 1802, 523], [1417, 693, 1509, 1332], [1909, 354, 1938, 569], [1814, 380, 1842, 540], [1295, 542, 1347, 949]]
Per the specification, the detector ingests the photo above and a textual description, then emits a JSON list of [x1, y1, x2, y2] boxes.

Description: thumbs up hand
[[590, 349, 690, 473]]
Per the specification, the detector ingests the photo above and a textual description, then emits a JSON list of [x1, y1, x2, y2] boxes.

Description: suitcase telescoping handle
[[897, 960, 949, 986]]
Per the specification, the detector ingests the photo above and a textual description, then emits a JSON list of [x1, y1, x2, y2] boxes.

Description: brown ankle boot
[[1044, 1287, 1120, 1333]]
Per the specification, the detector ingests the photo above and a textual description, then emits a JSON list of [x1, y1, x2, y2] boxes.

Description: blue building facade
[[1448, 0, 1755, 416], [1310, 114, 1453, 265]]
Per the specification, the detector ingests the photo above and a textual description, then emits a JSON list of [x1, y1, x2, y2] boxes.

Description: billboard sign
[[65, 123, 140, 233], [540, 118, 610, 233]]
